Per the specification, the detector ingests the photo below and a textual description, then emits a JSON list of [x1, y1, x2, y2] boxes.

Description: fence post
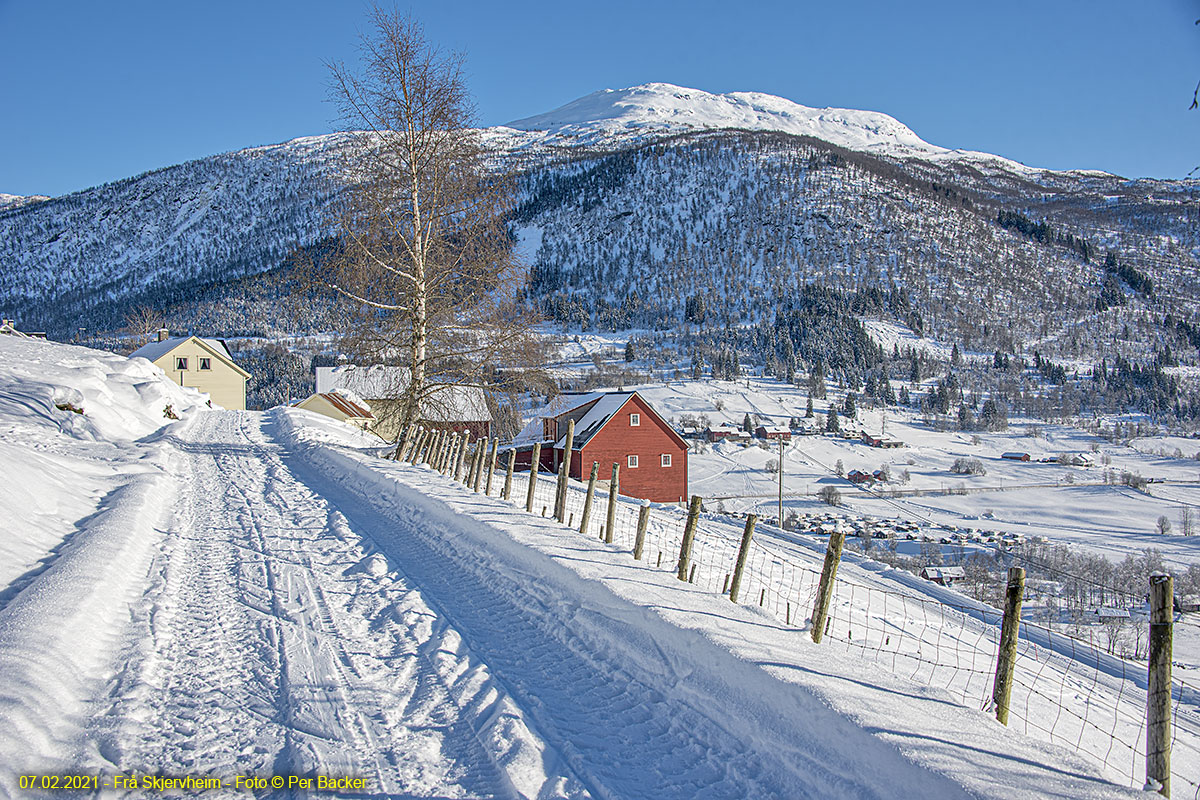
[[1147, 574, 1173, 797], [810, 529, 845, 643], [472, 439, 486, 492], [991, 567, 1025, 726], [605, 462, 620, 544], [485, 438, 499, 495], [676, 495, 703, 581], [410, 429, 424, 465], [453, 433, 468, 479], [555, 419, 575, 523], [502, 449, 515, 500], [433, 430, 447, 471], [396, 423, 415, 461], [446, 433, 462, 475], [633, 503, 650, 560], [579, 462, 599, 536], [525, 443, 541, 512], [460, 439, 472, 483], [729, 514, 757, 604]]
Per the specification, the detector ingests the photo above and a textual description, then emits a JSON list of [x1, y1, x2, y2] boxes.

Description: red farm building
[[512, 391, 688, 504]]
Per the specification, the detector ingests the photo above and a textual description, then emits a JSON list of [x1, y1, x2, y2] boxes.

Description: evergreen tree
[[843, 391, 857, 420], [743, 413, 754, 434], [826, 406, 840, 433], [805, 395, 814, 418], [624, 340, 635, 363]]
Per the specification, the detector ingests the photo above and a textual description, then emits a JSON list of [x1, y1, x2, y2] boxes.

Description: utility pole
[[778, 436, 784, 527]]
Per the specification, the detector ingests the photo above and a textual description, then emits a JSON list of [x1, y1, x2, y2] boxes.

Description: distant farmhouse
[[0, 319, 46, 339], [316, 365, 492, 441], [513, 391, 688, 503], [130, 329, 249, 410]]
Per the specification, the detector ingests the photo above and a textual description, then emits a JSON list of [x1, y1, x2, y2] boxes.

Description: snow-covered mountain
[[1, 83, 1197, 376], [505, 82, 1026, 171]]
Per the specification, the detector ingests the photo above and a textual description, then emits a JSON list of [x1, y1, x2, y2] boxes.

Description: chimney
[[156, 328, 169, 342]]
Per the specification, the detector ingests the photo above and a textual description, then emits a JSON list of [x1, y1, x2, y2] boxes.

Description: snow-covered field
[[0, 335, 1192, 798], [616, 375, 1200, 571]]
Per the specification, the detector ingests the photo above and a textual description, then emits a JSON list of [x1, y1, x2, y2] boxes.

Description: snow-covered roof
[[304, 391, 372, 419], [516, 391, 684, 451], [921, 566, 966, 580], [130, 335, 234, 363], [316, 365, 491, 422], [559, 393, 636, 448]]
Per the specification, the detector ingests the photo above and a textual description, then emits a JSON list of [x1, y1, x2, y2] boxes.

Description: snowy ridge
[[504, 82, 1036, 172]]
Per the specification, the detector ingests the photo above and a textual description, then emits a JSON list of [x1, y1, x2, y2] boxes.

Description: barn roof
[[515, 390, 687, 451]]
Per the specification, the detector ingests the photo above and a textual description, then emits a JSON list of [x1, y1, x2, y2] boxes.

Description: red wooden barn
[[513, 391, 688, 503]]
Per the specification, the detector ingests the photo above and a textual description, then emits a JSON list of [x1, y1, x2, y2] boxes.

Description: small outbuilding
[[130, 329, 250, 410], [1001, 452, 1031, 462], [295, 391, 374, 431], [755, 425, 792, 441], [920, 566, 965, 586]]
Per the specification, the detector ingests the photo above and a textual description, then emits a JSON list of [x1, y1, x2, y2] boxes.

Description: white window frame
[[198, 357, 212, 371], [661, 453, 672, 467], [175, 357, 188, 371], [627, 454, 639, 468], [629, 413, 641, 427]]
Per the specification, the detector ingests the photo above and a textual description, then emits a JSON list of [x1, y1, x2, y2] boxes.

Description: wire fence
[[402, 433, 1200, 797]]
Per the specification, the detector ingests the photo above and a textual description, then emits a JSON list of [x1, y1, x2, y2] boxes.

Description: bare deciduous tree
[[123, 304, 163, 345], [306, 8, 543, 441]]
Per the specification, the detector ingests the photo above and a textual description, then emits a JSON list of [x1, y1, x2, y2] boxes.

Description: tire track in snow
[[102, 411, 583, 799]]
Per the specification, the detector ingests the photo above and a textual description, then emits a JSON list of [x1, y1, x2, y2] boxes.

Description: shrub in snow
[[950, 457, 986, 476]]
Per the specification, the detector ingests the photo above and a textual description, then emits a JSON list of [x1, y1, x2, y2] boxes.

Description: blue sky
[[1, 0, 1197, 197]]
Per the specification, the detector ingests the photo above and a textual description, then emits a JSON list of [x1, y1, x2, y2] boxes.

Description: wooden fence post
[[453, 434, 468, 479], [396, 423, 415, 461], [729, 514, 757, 603], [579, 462, 599, 536], [472, 439, 486, 492], [1147, 573, 1173, 797], [417, 429, 432, 465], [446, 433, 461, 475], [502, 449, 515, 500], [991, 567, 1025, 726], [633, 503, 650, 560], [605, 462, 620, 544], [409, 428, 427, 464], [525, 442, 541, 512], [810, 529, 845, 644], [485, 438, 498, 495], [459, 438, 471, 483], [429, 431, 444, 470], [555, 419, 575, 523], [676, 495, 703, 581]]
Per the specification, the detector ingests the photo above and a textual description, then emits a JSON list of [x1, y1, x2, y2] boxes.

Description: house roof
[[316, 365, 492, 422], [302, 392, 373, 419], [921, 566, 966, 580], [129, 335, 249, 378]]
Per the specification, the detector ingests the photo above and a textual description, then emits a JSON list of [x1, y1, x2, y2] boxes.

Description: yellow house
[[130, 330, 250, 410], [295, 391, 374, 430]]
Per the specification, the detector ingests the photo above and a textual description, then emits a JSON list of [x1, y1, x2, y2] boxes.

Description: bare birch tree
[[308, 8, 544, 440]]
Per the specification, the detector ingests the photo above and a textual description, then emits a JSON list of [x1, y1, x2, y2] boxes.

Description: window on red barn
[[629, 413, 640, 427], [661, 454, 671, 467], [628, 455, 639, 468]]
